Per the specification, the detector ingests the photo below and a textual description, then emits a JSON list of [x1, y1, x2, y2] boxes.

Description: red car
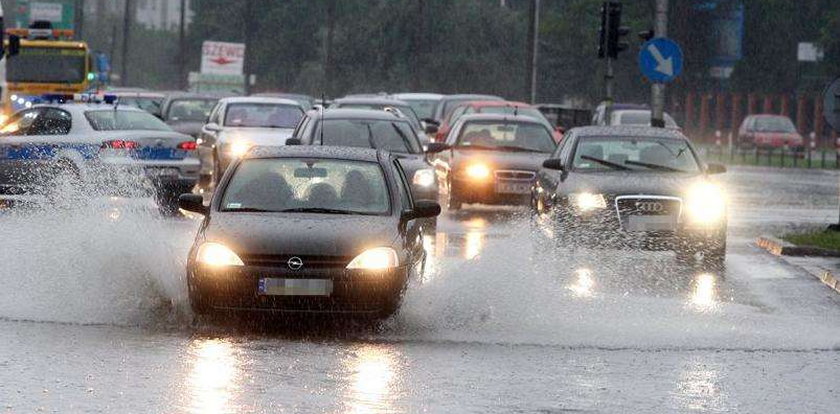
[[435, 100, 563, 143], [737, 114, 804, 150]]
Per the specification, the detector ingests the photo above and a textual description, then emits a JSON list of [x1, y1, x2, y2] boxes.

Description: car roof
[[310, 108, 409, 121], [572, 125, 687, 139], [162, 92, 219, 100], [392, 92, 443, 100], [457, 113, 546, 124], [460, 100, 531, 108], [111, 91, 165, 98], [219, 96, 302, 106], [333, 97, 412, 106], [244, 145, 387, 163], [749, 114, 791, 119], [35, 102, 147, 112], [441, 94, 504, 101]]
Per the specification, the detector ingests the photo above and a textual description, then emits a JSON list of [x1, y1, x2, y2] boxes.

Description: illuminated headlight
[[196, 242, 244, 267], [413, 169, 435, 187], [465, 163, 491, 180], [685, 182, 726, 224], [572, 192, 607, 211], [228, 141, 252, 157], [346, 247, 399, 270]]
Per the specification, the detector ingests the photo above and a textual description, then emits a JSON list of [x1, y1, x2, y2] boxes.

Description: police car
[[0, 94, 200, 211]]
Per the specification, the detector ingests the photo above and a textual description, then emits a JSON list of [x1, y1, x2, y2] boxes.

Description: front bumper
[[452, 177, 531, 206], [188, 263, 409, 314]]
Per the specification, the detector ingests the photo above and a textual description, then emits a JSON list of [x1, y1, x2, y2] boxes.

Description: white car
[[609, 109, 680, 130], [198, 97, 305, 184]]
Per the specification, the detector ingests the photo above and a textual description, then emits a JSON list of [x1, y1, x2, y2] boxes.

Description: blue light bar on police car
[[40, 93, 119, 104]]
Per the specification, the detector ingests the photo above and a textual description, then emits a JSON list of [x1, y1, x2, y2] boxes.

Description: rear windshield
[[167, 99, 217, 122], [118, 97, 162, 114], [754, 117, 796, 133], [224, 103, 303, 128], [85, 110, 172, 131], [335, 103, 423, 131], [314, 119, 422, 153]]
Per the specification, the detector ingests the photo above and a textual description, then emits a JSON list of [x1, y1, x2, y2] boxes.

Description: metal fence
[[701, 144, 840, 169]]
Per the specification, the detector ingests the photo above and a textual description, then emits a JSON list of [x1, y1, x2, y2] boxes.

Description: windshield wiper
[[623, 160, 688, 173], [580, 155, 631, 170], [493, 145, 544, 153], [222, 207, 278, 213], [278, 207, 368, 215]]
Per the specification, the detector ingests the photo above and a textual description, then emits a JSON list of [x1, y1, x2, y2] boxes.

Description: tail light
[[177, 141, 198, 151], [101, 140, 139, 149]]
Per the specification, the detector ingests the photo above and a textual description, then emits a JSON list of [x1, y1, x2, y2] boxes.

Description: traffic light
[[598, 3, 608, 58], [606, 2, 629, 59]]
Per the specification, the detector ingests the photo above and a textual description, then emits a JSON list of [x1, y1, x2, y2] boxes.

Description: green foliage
[[783, 230, 840, 252]]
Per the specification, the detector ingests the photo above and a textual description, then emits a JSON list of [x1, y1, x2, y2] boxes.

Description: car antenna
[[319, 92, 325, 146]]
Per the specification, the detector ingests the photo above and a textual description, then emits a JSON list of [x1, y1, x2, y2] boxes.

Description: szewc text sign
[[200, 41, 246, 76]]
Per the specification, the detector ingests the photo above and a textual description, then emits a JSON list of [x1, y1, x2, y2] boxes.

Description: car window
[[0, 109, 42, 136], [572, 136, 700, 172], [221, 158, 390, 215], [119, 97, 162, 114], [334, 103, 423, 131], [224, 103, 303, 128], [292, 115, 310, 139], [393, 160, 413, 210], [85, 110, 172, 131], [456, 121, 556, 152], [616, 111, 678, 128], [754, 117, 796, 133], [166, 99, 217, 122], [313, 119, 422, 153], [555, 131, 576, 162], [448, 106, 469, 124], [31, 108, 72, 135], [404, 99, 437, 120], [480, 106, 548, 124]]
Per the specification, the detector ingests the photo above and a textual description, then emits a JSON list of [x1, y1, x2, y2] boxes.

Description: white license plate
[[625, 215, 677, 232], [146, 167, 179, 177], [495, 182, 531, 194], [258, 278, 333, 296]]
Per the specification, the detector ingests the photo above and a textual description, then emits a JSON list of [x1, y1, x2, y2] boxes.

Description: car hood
[[204, 213, 398, 257], [452, 149, 552, 172], [559, 171, 708, 197], [218, 127, 295, 147], [166, 120, 205, 137]]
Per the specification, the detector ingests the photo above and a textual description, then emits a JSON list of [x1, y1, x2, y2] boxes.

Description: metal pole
[[178, 0, 187, 90], [604, 3, 613, 104], [243, 0, 254, 95], [651, 0, 668, 128], [121, 0, 132, 86], [527, 0, 540, 104], [75, 0, 84, 39]]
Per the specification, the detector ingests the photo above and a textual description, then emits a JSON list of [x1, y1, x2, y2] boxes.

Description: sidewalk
[[757, 235, 840, 295]]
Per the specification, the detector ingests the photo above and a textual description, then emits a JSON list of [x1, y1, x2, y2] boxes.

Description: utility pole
[[243, 0, 255, 95], [75, 0, 84, 39], [526, 0, 540, 104], [121, 0, 132, 86], [324, 0, 336, 99], [650, 0, 668, 128], [178, 0, 187, 90]]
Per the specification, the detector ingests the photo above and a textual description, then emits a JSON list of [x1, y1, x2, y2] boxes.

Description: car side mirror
[[205, 123, 221, 132], [402, 200, 442, 221], [706, 163, 726, 175], [285, 138, 302, 146], [425, 142, 449, 153], [178, 193, 208, 215], [542, 159, 564, 170]]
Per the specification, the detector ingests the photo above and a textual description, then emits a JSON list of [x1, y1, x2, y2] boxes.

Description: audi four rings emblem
[[287, 256, 303, 270], [635, 201, 664, 212]]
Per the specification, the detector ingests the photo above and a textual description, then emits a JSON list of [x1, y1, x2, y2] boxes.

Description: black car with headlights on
[[531, 126, 727, 267], [427, 114, 557, 210], [179, 146, 440, 318]]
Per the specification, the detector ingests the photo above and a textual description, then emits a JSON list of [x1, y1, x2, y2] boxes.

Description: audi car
[[428, 114, 557, 210], [530, 126, 727, 267], [179, 146, 440, 318]]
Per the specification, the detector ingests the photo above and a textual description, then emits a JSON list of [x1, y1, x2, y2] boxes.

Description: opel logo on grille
[[287, 256, 303, 271], [635, 201, 664, 212]]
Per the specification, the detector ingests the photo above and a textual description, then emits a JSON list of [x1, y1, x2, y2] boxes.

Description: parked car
[[737, 114, 804, 151]]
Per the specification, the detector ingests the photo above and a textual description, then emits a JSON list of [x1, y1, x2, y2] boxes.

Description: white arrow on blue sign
[[638, 38, 683, 83]]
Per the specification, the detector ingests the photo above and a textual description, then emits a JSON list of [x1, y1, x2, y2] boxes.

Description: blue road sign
[[638, 38, 683, 83]]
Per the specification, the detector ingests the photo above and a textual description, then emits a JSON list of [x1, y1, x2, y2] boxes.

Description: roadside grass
[[783, 231, 840, 252], [698, 146, 840, 169]]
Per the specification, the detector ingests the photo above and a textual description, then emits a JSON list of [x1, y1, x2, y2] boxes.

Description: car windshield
[[754, 117, 797, 133], [572, 136, 700, 173], [224, 103, 303, 128], [314, 119, 422, 153], [118, 97, 162, 114], [617, 111, 678, 128], [85, 110, 173, 131], [167, 99, 217, 122], [480, 106, 549, 124], [404, 99, 438, 119], [335, 103, 423, 131], [456, 121, 556, 152], [221, 158, 390, 215]]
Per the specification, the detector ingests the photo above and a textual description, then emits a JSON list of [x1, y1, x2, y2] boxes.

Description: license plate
[[146, 167, 179, 178], [495, 182, 531, 194], [625, 215, 677, 232], [258, 278, 333, 296]]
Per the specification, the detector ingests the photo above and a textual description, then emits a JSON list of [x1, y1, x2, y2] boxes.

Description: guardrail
[[700, 143, 839, 169]]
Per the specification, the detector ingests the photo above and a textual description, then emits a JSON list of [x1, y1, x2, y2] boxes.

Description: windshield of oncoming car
[[224, 103, 304, 128], [167, 99, 218, 122], [85, 110, 173, 131], [221, 158, 390, 215], [313, 119, 422, 153], [456, 121, 556, 152], [754, 116, 796, 133], [572, 136, 700, 172]]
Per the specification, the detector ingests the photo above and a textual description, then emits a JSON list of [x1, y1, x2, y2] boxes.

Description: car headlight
[[346, 247, 399, 270], [228, 141, 252, 157], [196, 242, 244, 267], [413, 169, 436, 187], [571, 192, 607, 211], [685, 182, 726, 224], [465, 163, 491, 180]]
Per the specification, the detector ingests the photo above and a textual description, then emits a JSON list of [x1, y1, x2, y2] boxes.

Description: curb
[[819, 270, 840, 294], [755, 235, 840, 257]]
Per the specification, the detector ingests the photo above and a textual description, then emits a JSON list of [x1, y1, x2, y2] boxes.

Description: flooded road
[[2, 166, 840, 412]]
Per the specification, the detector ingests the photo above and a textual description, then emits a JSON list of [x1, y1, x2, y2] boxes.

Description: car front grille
[[494, 170, 536, 181], [614, 196, 682, 231], [239, 253, 353, 270]]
